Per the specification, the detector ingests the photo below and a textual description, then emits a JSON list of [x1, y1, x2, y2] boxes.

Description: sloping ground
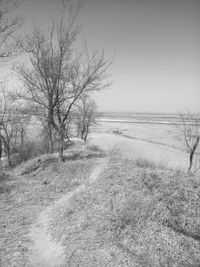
[[27, 158, 108, 267], [50, 157, 200, 266], [89, 132, 188, 171], [0, 147, 102, 267]]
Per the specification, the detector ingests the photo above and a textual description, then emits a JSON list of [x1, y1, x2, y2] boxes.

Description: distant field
[[97, 111, 200, 125], [97, 112, 186, 124], [94, 112, 182, 149], [90, 112, 193, 171]]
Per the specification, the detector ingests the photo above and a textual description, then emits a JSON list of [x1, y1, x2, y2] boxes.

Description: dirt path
[[27, 158, 108, 267]]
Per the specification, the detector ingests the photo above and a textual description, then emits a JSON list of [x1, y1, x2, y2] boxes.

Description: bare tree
[[1, 116, 16, 167], [0, 88, 31, 167], [75, 94, 97, 142], [178, 112, 200, 173], [0, 0, 22, 63], [14, 112, 30, 150], [0, 0, 22, 170], [0, 90, 16, 166], [12, 2, 112, 162]]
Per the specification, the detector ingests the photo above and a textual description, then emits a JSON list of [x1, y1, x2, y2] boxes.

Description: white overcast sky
[[12, 0, 200, 113]]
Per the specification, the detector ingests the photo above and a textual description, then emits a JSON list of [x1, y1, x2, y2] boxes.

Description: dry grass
[[134, 157, 167, 170], [50, 157, 200, 266], [1, 138, 199, 267], [0, 148, 101, 266]]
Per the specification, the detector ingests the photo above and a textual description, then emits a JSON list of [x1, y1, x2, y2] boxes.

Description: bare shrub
[[108, 144, 120, 157], [177, 112, 200, 173], [75, 94, 97, 142]]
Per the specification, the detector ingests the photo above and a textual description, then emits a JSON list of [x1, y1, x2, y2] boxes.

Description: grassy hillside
[[1, 143, 199, 266], [0, 145, 102, 267], [50, 157, 200, 266]]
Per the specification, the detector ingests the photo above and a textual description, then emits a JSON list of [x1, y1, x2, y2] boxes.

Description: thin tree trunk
[[188, 136, 200, 173], [47, 115, 55, 154], [84, 126, 89, 142], [48, 125, 54, 154], [188, 151, 194, 173], [58, 128, 65, 162], [81, 128, 85, 141], [65, 133, 71, 144], [20, 129, 24, 149], [0, 137, 2, 173], [0, 137, 2, 161], [6, 145, 11, 167]]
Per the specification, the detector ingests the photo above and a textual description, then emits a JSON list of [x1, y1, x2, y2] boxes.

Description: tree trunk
[[48, 125, 54, 154], [0, 137, 2, 173], [20, 129, 24, 149], [84, 126, 89, 142], [81, 128, 85, 141], [58, 128, 65, 162], [47, 116, 54, 154], [6, 145, 11, 167], [0, 137, 2, 160], [188, 151, 194, 173], [65, 133, 71, 144], [188, 136, 200, 173]]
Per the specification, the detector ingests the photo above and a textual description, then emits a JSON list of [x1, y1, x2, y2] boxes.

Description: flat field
[[90, 112, 191, 171]]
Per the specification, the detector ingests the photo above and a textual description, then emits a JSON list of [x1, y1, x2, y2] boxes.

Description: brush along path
[[27, 158, 108, 267]]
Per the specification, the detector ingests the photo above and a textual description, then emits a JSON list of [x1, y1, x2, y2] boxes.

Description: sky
[[13, 0, 200, 113]]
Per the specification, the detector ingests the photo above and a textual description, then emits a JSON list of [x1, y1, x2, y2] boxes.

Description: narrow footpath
[[27, 158, 108, 267]]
